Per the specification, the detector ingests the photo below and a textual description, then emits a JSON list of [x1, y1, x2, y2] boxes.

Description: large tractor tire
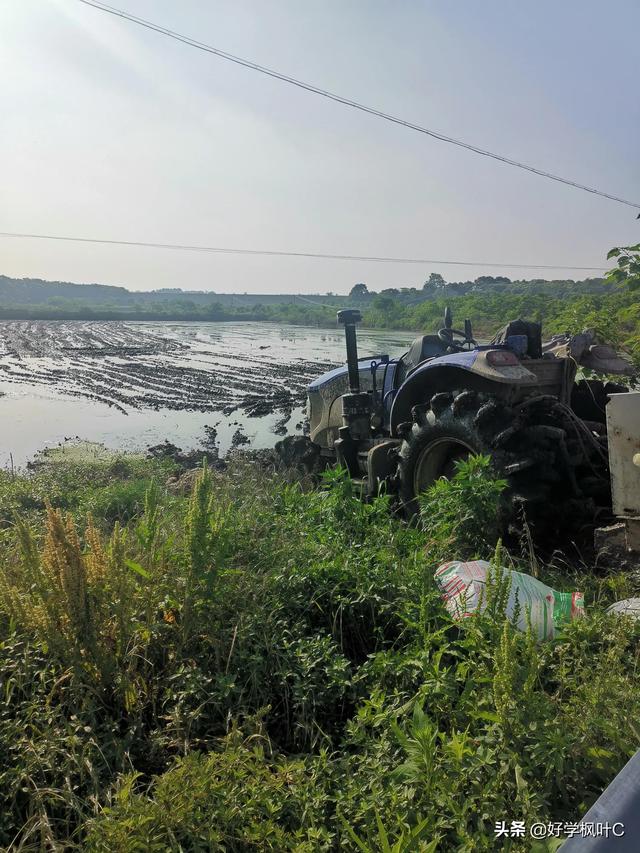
[[397, 389, 603, 533]]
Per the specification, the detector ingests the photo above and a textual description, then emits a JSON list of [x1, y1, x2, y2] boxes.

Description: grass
[[0, 452, 639, 851]]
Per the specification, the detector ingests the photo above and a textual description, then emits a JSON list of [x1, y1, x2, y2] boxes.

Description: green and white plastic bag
[[435, 559, 584, 640]]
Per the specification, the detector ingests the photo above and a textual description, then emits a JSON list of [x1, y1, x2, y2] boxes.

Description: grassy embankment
[[1, 450, 639, 851]]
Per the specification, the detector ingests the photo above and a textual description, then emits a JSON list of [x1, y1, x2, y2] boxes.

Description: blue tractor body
[[305, 308, 622, 525]]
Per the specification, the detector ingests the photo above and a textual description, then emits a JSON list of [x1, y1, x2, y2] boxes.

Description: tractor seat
[[400, 335, 448, 373]]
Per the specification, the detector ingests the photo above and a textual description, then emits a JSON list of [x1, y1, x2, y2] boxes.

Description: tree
[[423, 273, 445, 291], [349, 283, 369, 299], [372, 295, 397, 314], [607, 244, 640, 291], [474, 275, 511, 287]]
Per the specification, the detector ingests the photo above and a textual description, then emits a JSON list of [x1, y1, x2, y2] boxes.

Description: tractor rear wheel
[[397, 390, 594, 533]]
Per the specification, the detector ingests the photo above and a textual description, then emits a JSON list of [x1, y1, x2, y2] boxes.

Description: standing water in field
[[0, 320, 415, 467]]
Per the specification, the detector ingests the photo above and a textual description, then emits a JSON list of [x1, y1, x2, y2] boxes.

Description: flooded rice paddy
[[0, 320, 415, 467]]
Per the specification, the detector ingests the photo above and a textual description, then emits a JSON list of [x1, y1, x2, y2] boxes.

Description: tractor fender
[[389, 349, 538, 436]]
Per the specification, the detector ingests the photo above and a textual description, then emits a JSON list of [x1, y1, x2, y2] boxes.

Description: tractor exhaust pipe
[[335, 308, 371, 475], [338, 308, 362, 392]]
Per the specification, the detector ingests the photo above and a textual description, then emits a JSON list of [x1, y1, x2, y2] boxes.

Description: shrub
[[418, 454, 506, 559], [86, 735, 334, 852]]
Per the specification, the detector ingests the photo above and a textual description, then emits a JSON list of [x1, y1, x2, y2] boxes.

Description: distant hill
[[0, 274, 348, 323], [0, 275, 340, 310], [0, 275, 131, 305]]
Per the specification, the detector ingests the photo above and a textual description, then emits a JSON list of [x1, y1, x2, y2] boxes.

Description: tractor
[[306, 307, 635, 530]]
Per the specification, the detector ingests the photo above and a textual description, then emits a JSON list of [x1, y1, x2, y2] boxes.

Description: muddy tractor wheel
[[397, 390, 592, 532]]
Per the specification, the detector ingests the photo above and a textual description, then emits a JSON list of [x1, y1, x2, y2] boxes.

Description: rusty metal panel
[[606, 392, 640, 517]]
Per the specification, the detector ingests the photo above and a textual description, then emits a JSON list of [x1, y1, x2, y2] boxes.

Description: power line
[[0, 231, 608, 271], [76, 0, 640, 210]]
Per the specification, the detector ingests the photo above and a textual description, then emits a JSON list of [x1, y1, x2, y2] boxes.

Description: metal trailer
[[604, 391, 640, 553]]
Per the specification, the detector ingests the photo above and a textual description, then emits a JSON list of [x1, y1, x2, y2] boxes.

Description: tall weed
[[418, 455, 506, 559]]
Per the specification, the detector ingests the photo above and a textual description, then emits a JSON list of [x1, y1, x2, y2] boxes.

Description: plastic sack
[[606, 598, 640, 620], [435, 559, 584, 640]]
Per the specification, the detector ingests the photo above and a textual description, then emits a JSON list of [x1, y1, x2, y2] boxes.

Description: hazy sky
[[1, 0, 639, 294]]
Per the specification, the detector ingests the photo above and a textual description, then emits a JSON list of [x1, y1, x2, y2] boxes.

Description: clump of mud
[[148, 429, 325, 492], [147, 440, 226, 471], [274, 435, 324, 474], [231, 428, 250, 448]]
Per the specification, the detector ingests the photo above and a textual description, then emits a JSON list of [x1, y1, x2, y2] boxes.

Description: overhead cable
[[0, 231, 608, 271], [76, 0, 640, 209]]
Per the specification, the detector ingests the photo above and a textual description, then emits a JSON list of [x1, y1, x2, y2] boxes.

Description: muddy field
[[0, 320, 415, 466], [0, 321, 334, 423]]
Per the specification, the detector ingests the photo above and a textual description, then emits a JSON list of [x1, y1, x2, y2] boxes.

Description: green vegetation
[[362, 283, 640, 367], [1, 452, 639, 850], [606, 242, 640, 291]]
